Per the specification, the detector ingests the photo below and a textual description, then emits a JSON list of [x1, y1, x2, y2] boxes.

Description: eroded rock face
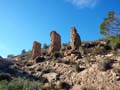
[[49, 31, 61, 54], [32, 41, 41, 59], [70, 27, 81, 50]]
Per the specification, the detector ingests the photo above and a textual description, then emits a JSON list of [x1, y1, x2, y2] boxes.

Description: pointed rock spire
[[70, 27, 81, 50], [48, 31, 61, 54]]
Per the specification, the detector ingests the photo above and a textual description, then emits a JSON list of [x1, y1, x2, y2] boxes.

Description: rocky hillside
[[0, 28, 120, 90]]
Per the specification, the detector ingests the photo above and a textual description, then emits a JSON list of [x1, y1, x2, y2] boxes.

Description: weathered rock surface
[[48, 31, 61, 54], [42, 73, 59, 82], [32, 41, 41, 59], [70, 27, 81, 50]]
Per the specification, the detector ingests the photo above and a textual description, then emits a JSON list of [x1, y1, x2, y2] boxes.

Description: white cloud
[[66, 0, 98, 9]]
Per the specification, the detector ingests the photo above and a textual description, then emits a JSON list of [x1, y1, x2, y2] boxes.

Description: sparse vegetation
[[0, 78, 43, 90]]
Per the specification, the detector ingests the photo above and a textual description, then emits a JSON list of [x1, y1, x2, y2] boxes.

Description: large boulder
[[70, 27, 81, 50], [42, 73, 59, 82], [32, 41, 41, 59], [48, 31, 61, 54]]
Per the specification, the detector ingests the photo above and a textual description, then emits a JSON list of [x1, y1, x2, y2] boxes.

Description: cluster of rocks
[[20, 53, 120, 90], [31, 27, 81, 60]]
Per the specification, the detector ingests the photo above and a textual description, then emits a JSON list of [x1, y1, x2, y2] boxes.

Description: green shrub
[[75, 64, 80, 72], [66, 45, 72, 50], [103, 44, 111, 51], [113, 67, 120, 74], [0, 78, 43, 90], [63, 60, 70, 64], [98, 59, 112, 71], [61, 46, 66, 51], [79, 46, 85, 55], [53, 52, 61, 59], [100, 11, 120, 50], [92, 45, 109, 55], [58, 82, 71, 89], [108, 35, 120, 50], [42, 51, 48, 56], [0, 73, 11, 81], [42, 83, 59, 90], [35, 56, 45, 63]]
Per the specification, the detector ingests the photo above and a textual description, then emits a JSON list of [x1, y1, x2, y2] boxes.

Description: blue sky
[[0, 0, 120, 57]]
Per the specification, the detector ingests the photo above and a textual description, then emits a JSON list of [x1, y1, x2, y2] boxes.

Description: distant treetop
[[100, 11, 120, 36]]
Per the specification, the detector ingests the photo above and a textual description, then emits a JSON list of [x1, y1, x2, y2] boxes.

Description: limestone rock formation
[[48, 31, 61, 54], [32, 41, 41, 59], [70, 27, 81, 50]]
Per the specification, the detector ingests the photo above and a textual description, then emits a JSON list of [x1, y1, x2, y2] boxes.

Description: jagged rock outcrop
[[70, 27, 81, 50], [48, 31, 61, 54], [32, 41, 41, 59]]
